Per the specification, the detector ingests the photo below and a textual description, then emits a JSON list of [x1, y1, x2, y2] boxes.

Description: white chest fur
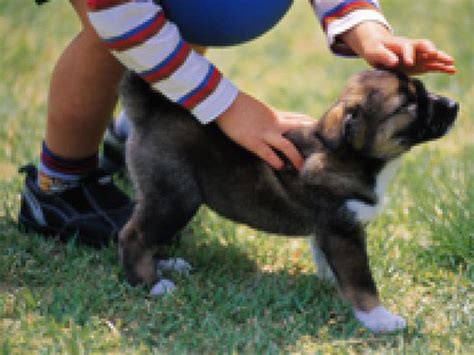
[[345, 159, 401, 223]]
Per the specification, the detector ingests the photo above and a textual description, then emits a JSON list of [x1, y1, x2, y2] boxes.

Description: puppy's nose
[[438, 96, 459, 115], [430, 94, 459, 118]]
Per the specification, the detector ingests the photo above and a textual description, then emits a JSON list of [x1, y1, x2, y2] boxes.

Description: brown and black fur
[[118, 70, 458, 313]]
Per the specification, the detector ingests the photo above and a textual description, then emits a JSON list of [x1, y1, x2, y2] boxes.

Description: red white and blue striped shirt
[[87, 0, 389, 123]]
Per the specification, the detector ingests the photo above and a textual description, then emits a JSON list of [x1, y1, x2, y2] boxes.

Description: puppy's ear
[[318, 102, 346, 150], [318, 102, 366, 151]]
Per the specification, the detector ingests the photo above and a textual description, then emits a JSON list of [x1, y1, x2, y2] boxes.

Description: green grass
[[1, 0, 473, 352]]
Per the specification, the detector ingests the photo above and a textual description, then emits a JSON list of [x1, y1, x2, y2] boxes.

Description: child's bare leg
[[18, 0, 132, 248], [45, 0, 125, 159]]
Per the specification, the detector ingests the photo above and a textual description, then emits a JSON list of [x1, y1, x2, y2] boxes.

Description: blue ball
[[160, 0, 293, 47]]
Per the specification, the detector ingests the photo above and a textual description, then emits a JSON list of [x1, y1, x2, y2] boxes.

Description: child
[[20, 0, 455, 247]]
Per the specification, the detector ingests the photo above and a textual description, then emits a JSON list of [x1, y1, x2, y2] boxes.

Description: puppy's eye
[[388, 102, 416, 118], [397, 137, 410, 145], [406, 103, 417, 116]]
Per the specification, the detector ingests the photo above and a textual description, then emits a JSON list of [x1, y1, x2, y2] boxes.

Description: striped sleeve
[[87, 0, 238, 124], [309, 0, 391, 56]]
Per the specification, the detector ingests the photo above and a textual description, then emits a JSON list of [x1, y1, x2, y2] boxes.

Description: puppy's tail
[[119, 72, 184, 125]]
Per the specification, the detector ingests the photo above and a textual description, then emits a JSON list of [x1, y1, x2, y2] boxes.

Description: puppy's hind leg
[[119, 176, 201, 289], [119, 211, 158, 286]]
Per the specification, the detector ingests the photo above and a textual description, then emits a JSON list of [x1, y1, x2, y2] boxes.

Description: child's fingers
[[433, 50, 455, 64], [382, 38, 457, 75], [402, 60, 456, 75], [418, 53, 456, 69], [366, 43, 400, 68], [384, 39, 414, 66], [421, 62, 457, 74], [385, 38, 455, 70], [414, 40, 454, 64], [279, 117, 314, 130], [279, 112, 315, 123], [401, 42, 415, 66], [265, 133, 304, 170], [394, 38, 415, 66], [414, 39, 437, 54], [254, 142, 285, 170]]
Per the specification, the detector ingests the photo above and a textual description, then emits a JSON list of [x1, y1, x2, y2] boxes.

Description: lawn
[[0, 0, 473, 353]]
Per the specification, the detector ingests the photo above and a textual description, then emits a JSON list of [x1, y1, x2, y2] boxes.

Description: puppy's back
[[120, 73, 186, 126]]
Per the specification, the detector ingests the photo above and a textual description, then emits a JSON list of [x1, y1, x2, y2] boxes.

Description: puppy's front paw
[[157, 257, 193, 275], [150, 279, 176, 296], [354, 305, 406, 333]]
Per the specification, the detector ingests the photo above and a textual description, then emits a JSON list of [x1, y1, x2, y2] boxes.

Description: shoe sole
[[18, 214, 112, 248]]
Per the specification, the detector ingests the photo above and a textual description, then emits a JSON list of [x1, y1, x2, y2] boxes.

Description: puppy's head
[[319, 70, 459, 160]]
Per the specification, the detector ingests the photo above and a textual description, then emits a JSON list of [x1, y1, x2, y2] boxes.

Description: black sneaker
[[18, 164, 134, 248], [100, 122, 127, 174]]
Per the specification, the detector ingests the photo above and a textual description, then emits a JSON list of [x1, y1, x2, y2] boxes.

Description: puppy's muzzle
[[421, 94, 459, 141]]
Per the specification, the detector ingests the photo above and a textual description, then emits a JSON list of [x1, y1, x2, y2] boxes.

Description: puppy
[[118, 70, 458, 333]]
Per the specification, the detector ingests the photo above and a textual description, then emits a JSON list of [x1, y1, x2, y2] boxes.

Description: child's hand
[[339, 21, 456, 75], [215, 92, 314, 170]]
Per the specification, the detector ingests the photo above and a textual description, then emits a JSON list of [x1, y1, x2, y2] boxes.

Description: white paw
[[150, 279, 176, 296], [354, 305, 406, 333], [156, 258, 193, 275]]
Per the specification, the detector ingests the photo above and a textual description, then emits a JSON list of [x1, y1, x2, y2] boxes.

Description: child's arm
[[86, 0, 237, 124], [86, 0, 312, 170]]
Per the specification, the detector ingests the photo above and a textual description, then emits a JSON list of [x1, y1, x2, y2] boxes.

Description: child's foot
[[18, 164, 133, 248]]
